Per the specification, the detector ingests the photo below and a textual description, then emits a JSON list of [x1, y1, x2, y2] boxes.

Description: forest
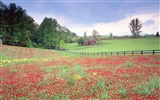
[[0, 2, 76, 49]]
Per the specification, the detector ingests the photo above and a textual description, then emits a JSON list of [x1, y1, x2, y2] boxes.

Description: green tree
[[29, 23, 39, 47], [38, 17, 58, 49], [38, 17, 71, 49], [71, 35, 79, 43], [57, 25, 72, 43], [78, 37, 85, 45], [129, 18, 142, 38], [59, 40, 66, 50], [70, 32, 77, 43], [1, 2, 36, 47]]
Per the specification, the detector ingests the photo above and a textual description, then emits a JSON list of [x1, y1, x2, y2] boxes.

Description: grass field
[[66, 37, 160, 52], [1, 44, 160, 99]]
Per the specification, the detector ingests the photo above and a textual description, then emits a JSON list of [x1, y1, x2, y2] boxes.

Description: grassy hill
[[1, 44, 160, 99], [66, 37, 160, 52]]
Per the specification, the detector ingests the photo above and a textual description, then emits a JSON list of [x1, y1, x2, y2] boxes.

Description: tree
[[37, 17, 72, 49], [1, 2, 36, 47], [70, 32, 78, 43], [38, 17, 58, 49], [129, 18, 142, 38], [57, 24, 72, 43], [92, 29, 101, 41], [59, 40, 66, 50], [84, 31, 87, 40], [29, 23, 40, 47], [109, 33, 113, 40], [156, 32, 159, 37], [78, 37, 85, 45]]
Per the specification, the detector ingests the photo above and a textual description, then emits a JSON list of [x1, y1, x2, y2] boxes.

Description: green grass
[[66, 37, 160, 52]]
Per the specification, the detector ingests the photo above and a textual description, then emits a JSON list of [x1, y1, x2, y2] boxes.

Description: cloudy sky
[[2, 0, 160, 36]]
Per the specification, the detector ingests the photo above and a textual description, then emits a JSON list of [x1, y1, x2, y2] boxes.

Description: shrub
[[84, 38, 96, 46], [78, 37, 85, 45], [126, 61, 132, 67]]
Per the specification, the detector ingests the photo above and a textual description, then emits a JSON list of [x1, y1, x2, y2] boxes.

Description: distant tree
[[78, 37, 85, 45], [57, 25, 72, 43], [71, 35, 79, 42], [92, 29, 101, 41], [109, 33, 113, 39], [70, 32, 77, 42], [129, 18, 142, 38], [156, 32, 159, 37], [84, 31, 87, 40]]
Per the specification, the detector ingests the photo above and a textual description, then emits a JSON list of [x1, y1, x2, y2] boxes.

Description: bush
[[126, 61, 132, 67], [78, 37, 85, 45]]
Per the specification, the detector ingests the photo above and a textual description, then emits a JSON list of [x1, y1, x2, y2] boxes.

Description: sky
[[2, 0, 160, 36]]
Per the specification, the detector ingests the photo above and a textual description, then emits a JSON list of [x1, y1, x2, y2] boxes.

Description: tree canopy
[[0, 2, 35, 47], [0, 2, 72, 49]]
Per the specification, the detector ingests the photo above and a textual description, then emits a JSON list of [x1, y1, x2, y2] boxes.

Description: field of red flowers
[[1, 45, 160, 99]]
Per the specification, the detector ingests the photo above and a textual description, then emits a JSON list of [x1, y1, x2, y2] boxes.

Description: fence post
[[124, 52, 125, 55], [153, 50, 155, 55], [111, 52, 112, 55], [132, 51, 134, 55], [106, 52, 107, 56], [141, 51, 143, 55], [117, 52, 118, 55]]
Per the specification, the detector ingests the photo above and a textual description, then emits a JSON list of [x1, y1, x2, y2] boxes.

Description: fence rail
[[66, 50, 160, 56]]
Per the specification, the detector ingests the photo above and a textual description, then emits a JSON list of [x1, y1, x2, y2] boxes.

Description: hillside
[[66, 37, 160, 52], [1, 45, 160, 99]]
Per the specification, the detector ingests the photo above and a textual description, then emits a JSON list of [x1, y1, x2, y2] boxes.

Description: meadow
[[0, 44, 160, 99], [66, 37, 160, 52]]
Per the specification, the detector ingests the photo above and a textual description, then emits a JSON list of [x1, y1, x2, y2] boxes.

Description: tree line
[[0, 2, 77, 49], [1, 2, 159, 49]]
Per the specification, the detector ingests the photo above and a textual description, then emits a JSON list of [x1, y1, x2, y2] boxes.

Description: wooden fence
[[66, 50, 160, 56]]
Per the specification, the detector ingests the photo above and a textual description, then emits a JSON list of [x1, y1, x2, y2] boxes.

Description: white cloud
[[30, 12, 159, 36], [29, 12, 70, 26], [68, 13, 159, 36]]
